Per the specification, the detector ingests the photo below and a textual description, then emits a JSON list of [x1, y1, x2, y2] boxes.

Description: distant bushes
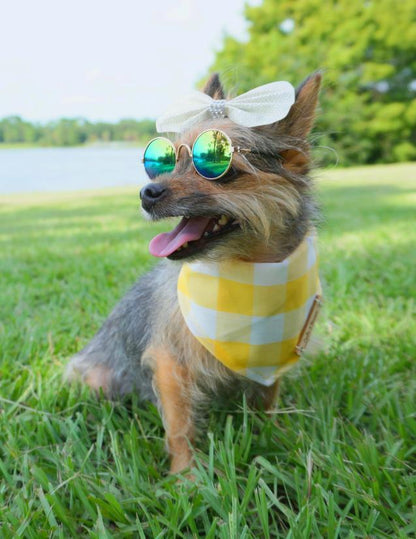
[[0, 116, 157, 146]]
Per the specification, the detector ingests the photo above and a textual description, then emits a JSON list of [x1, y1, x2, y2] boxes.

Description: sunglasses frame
[[142, 129, 251, 181]]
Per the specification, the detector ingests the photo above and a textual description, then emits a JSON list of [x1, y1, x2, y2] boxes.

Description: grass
[[1, 162, 415, 537]]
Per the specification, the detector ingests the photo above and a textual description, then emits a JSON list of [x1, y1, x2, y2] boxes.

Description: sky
[[1, 0, 261, 122]]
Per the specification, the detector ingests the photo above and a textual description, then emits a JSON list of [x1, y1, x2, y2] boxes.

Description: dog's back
[[66, 264, 162, 400]]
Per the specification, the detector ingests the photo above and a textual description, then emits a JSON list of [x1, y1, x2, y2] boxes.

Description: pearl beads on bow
[[209, 99, 226, 119]]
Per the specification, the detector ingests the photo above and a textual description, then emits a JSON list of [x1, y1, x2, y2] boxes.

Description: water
[[0, 146, 148, 194]]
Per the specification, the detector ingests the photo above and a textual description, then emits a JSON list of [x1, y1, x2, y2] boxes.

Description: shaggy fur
[[66, 72, 322, 473]]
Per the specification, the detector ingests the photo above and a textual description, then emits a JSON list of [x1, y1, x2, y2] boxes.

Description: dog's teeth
[[218, 215, 228, 226], [213, 224, 220, 232], [203, 231, 210, 237], [183, 242, 188, 248]]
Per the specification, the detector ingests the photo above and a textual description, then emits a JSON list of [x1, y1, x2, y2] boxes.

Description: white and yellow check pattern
[[177, 234, 321, 386]]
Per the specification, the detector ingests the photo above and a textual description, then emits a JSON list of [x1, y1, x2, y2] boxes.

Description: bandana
[[177, 235, 321, 386]]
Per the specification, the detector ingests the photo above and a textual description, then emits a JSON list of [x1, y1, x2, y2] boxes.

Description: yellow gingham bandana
[[177, 234, 321, 386]]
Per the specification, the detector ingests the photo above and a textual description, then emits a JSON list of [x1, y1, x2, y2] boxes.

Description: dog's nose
[[140, 183, 167, 210]]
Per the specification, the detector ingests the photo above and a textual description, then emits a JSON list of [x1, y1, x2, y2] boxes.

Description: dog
[[66, 72, 322, 474]]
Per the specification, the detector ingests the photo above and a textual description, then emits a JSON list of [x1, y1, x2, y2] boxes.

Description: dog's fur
[[66, 72, 321, 473]]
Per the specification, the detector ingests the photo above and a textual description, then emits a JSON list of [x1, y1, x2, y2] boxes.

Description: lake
[[0, 146, 148, 194]]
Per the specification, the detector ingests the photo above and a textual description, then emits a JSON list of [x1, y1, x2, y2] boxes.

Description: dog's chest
[[151, 261, 236, 382]]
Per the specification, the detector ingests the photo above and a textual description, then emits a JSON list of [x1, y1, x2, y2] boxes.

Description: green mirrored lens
[[192, 130, 232, 179], [143, 138, 176, 179]]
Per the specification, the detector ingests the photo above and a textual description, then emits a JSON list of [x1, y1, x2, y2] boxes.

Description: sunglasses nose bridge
[[176, 143, 192, 160]]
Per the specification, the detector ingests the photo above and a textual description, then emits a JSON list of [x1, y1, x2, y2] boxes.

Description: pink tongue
[[149, 217, 212, 257]]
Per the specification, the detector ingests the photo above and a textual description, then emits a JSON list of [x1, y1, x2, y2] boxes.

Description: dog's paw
[[65, 354, 113, 396]]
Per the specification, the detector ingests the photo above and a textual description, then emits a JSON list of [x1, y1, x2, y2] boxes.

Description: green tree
[[208, 0, 416, 165], [0, 116, 39, 144], [0, 117, 157, 147]]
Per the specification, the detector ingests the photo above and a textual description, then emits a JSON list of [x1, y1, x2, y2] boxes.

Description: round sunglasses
[[142, 129, 250, 181]]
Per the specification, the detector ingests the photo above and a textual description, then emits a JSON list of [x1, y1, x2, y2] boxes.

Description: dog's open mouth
[[149, 215, 239, 260]]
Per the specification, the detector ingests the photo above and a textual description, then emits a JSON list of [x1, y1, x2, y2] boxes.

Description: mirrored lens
[[143, 138, 176, 179], [192, 130, 232, 179]]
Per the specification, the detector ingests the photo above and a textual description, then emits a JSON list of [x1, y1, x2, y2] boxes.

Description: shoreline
[[0, 140, 146, 150], [1, 162, 414, 198]]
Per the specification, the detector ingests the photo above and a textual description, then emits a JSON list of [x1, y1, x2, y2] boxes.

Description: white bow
[[156, 81, 295, 133]]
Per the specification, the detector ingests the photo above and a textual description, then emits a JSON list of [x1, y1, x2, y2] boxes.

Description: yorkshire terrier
[[66, 72, 322, 474]]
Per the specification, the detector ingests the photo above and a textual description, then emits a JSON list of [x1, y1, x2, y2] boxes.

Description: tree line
[[0, 116, 156, 146], [207, 0, 416, 166]]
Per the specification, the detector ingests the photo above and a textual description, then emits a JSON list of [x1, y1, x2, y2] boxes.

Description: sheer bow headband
[[156, 81, 296, 133]]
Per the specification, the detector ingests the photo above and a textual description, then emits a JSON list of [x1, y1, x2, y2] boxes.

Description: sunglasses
[[142, 129, 250, 181]]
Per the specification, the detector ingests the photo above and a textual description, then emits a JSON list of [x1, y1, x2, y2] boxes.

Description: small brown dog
[[66, 72, 322, 473]]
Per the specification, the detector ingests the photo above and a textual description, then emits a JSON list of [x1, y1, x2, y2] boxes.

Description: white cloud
[[164, 0, 195, 22], [85, 68, 103, 83], [61, 95, 97, 105]]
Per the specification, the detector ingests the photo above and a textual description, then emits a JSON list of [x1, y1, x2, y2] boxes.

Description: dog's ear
[[202, 73, 225, 99], [283, 72, 322, 139], [257, 72, 321, 174]]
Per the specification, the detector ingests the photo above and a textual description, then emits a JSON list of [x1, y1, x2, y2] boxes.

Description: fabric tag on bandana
[[177, 234, 321, 386]]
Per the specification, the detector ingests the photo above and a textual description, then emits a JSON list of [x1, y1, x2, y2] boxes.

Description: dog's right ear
[[257, 72, 322, 174], [284, 72, 322, 139], [202, 73, 225, 100]]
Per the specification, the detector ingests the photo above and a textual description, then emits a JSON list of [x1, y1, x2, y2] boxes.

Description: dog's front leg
[[150, 347, 195, 474], [261, 380, 280, 411]]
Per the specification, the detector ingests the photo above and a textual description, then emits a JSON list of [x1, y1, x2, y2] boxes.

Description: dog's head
[[140, 72, 321, 263]]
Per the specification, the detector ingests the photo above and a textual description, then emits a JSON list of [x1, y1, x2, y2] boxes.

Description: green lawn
[[1, 163, 415, 537]]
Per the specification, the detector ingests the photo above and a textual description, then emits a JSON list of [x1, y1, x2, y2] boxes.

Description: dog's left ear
[[258, 72, 321, 173], [283, 72, 322, 139], [202, 73, 225, 100]]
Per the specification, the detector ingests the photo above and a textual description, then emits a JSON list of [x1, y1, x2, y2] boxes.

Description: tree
[[0, 116, 38, 144], [0, 117, 157, 147], [208, 0, 416, 165]]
